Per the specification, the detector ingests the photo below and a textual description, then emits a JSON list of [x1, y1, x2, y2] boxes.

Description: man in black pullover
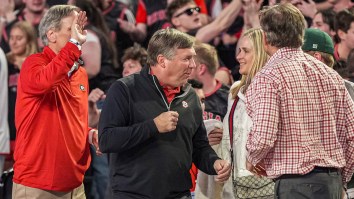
[[98, 28, 231, 199]]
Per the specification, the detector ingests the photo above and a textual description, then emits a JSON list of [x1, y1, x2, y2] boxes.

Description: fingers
[[72, 11, 87, 42], [169, 111, 179, 121], [95, 146, 101, 157], [92, 130, 102, 156], [94, 144, 102, 156], [92, 130, 99, 145], [170, 111, 179, 117], [215, 168, 231, 182], [208, 137, 222, 146], [89, 88, 104, 99], [214, 160, 231, 182], [246, 160, 254, 171], [242, 0, 250, 5], [246, 160, 267, 177], [214, 160, 229, 172], [88, 89, 105, 102], [208, 134, 222, 140], [253, 164, 267, 176], [169, 111, 179, 130], [154, 111, 179, 133], [96, 149, 103, 156], [208, 129, 223, 146], [209, 128, 223, 135], [77, 11, 87, 28]]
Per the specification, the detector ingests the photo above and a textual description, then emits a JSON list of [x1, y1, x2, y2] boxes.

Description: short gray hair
[[147, 28, 194, 66], [39, 5, 78, 46]]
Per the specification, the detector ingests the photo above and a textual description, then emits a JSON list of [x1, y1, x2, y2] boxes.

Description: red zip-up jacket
[[13, 42, 91, 191]]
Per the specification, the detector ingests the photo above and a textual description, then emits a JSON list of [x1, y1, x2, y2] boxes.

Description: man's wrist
[[69, 38, 82, 50]]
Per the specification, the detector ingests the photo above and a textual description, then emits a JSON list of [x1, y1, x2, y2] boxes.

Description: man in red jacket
[[13, 5, 98, 198]]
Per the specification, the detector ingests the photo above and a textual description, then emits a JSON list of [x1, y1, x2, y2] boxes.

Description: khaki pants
[[12, 182, 86, 199]]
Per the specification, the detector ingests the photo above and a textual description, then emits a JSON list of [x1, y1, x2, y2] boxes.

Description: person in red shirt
[[12, 5, 99, 198]]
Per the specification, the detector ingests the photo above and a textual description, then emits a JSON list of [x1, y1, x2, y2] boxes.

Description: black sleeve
[[98, 81, 159, 153], [192, 121, 220, 175]]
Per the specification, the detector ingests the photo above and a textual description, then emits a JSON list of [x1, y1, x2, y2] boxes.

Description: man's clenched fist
[[154, 111, 179, 133]]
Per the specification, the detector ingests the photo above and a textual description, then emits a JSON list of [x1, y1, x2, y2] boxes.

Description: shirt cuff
[[69, 38, 82, 50], [246, 153, 260, 166]]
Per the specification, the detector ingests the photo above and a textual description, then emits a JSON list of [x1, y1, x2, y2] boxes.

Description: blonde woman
[[7, 21, 38, 168], [6, 21, 38, 70], [220, 28, 274, 198]]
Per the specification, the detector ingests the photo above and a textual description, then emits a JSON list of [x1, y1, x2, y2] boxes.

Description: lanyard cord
[[228, 96, 239, 182]]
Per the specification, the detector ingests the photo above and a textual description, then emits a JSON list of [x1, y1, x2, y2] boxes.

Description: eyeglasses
[[174, 6, 201, 18]]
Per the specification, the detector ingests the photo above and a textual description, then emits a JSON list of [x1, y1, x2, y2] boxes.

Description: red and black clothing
[[14, 43, 91, 191], [98, 66, 219, 199], [204, 80, 229, 121]]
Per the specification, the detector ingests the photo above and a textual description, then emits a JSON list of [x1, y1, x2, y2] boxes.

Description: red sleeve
[[20, 43, 80, 95], [194, 0, 208, 14], [135, 0, 147, 24], [189, 163, 198, 192]]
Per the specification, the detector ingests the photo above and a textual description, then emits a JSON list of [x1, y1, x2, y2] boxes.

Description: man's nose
[[190, 58, 196, 68]]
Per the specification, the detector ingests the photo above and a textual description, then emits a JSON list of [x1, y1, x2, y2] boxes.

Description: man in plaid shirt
[[245, 3, 354, 199]]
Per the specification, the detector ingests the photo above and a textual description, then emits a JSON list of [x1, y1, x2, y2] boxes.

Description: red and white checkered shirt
[[246, 47, 354, 183]]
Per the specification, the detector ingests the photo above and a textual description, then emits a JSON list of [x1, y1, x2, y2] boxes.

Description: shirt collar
[[265, 47, 304, 67], [149, 67, 181, 92]]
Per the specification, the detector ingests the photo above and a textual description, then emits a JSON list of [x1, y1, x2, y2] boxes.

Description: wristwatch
[[69, 38, 82, 50]]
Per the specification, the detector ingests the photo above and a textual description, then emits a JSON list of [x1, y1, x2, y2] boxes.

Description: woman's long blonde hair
[[231, 28, 269, 99], [6, 21, 38, 65]]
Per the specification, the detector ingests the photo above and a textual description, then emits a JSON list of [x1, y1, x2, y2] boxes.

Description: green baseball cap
[[302, 28, 334, 55]]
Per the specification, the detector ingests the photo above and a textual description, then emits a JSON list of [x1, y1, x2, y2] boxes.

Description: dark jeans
[[89, 145, 109, 199], [274, 168, 342, 199]]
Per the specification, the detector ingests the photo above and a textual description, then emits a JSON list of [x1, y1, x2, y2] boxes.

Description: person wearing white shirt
[[0, 47, 10, 175], [219, 28, 273, 198]]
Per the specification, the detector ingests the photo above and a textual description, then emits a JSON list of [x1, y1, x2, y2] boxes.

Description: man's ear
[[338, 29, 347, 41], [157, 54, 166, 68], [313, 52, 322, 61], [46, 29, 56, 43], [171, 17, 180, 28], [199, 63, 207, 75]]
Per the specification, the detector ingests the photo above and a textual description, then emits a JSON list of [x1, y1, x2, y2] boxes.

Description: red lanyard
[[228, 96, 239, 180]]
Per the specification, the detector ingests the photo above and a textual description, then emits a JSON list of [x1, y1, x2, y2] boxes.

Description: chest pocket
[[69, 69, 88, 97]]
